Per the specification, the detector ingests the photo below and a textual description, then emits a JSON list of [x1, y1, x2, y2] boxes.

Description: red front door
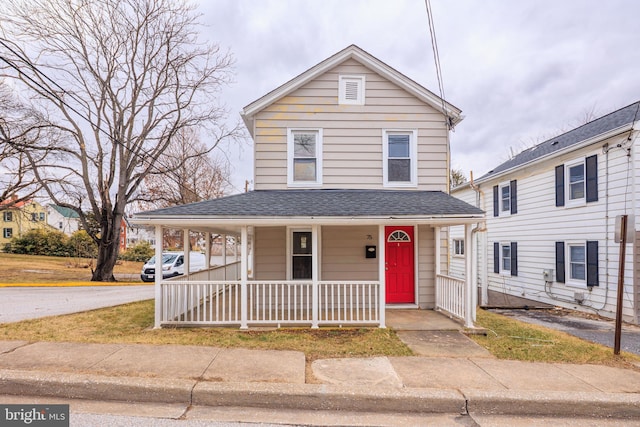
[[385, 226, 415, 303]]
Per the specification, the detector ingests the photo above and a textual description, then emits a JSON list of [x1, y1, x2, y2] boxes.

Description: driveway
[[491, 308, 640, 356], [0, 285, 154, 323]]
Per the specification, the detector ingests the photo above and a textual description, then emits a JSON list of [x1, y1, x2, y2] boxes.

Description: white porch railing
[[436, 274, 465, 321], [170, 261, 241, 282], [159, 279, 380, 327]]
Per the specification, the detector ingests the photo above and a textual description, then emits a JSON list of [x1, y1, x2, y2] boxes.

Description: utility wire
[[425, 0, 451, 129]]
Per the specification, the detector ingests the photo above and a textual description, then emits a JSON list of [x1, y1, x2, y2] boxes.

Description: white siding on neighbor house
[[253, 59, 449, 191], [459, 133, 638, 323]]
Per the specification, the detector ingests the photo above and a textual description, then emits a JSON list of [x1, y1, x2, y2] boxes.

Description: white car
[[140, 252, 206, 282]]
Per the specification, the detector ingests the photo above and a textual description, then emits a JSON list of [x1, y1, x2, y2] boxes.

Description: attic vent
[[339, 75, 365, 105], [551, 141, 559, 146]]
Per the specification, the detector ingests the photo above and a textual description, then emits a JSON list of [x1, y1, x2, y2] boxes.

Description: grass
[[0, 299, 413, 361], [0, 253, 145, 285], [471, 308, 640, 371]]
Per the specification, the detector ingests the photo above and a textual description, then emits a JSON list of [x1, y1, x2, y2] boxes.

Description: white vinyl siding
[[253, 59, 449, 191], [253, 227, 286, 280], [321, 226, 377, 281], [456, 137, 636, 323]]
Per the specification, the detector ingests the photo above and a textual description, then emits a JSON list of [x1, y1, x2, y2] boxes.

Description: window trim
[[565, 158, 586, 207], [499, 181, 511, 216], [567, 241, 586, 285], [500, 243, 512, 276], [287, 128, 323, 187], [453, 238, 464, 257], [286, 227, 314, 281], [3, 228, 12, 238], [493, 241, 517, 276], [382, 129, 418, 187], [338, 75, 365, 105], [3, 211, 12, 222]]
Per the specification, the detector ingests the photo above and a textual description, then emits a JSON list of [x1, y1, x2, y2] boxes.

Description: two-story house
[[47, 204, 80, 236], [451, 101, 640, 325], [132, 45, 484, 329], [1, 197, 50, 247]]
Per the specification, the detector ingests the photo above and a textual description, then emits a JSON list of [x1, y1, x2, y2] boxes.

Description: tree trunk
[[91, 212, 121, 282]]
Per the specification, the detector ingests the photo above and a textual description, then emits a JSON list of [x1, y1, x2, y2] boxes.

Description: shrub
[[7, 229, 69, 256], [119, 241, 154, 262], [68, 230, 98, 258]]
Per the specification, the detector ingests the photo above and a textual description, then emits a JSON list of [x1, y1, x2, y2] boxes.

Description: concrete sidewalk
[[1, 338, 639, 420]]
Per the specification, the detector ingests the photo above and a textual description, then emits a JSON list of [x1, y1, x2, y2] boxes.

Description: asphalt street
[[0, 286, 154, 323], [491, 308, 640, 355]]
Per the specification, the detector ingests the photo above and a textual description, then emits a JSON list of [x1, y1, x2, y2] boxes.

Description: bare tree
[[450, 168, 467, 190], [0, 81, 52, 209], [136, 128, 229, 210], [0, 0, 242, 281]]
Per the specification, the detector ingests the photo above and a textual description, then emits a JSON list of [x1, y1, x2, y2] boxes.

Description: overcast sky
[[198, 0, 640, 191]]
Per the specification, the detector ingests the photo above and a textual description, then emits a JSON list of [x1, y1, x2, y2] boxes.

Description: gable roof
[[134, 189, 483, 222], [49, 204, 80, 219], [476, 101, 640, 183], [240, 44, 463, 137]]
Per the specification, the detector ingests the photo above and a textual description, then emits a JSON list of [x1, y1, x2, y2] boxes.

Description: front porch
[[132, 189, 484, 330]]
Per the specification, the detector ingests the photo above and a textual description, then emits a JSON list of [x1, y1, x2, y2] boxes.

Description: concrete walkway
[[0, 310, 639, 421]]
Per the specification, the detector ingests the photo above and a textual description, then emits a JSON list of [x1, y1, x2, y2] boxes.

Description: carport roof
[[134, 189, 484, 218]]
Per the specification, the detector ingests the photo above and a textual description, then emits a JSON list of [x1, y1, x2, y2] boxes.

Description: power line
[[424, 0, 451, 129]]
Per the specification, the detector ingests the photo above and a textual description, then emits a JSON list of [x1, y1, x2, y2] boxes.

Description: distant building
[[0, 197, 51, 247], [47, 205, 81, 236]]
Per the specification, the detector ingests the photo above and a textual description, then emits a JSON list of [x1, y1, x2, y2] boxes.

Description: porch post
[[434, 226, 441, 309], [311, 224, 319, 328], [240, 226, 248, 329], [153, 225, 163, 329], [205, 232, 211, 269], [183, 228, 190, 276], [464, 224, 474, 328], [222, 234, 227, 280], [378, 224, 386, 328]]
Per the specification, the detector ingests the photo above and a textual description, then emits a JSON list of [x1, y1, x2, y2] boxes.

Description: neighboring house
[[0, 197, 51, 247], [124, 217, 156, 248], [47, 204, 80, 236], [133, 45, 484, 329], [451, 101, 640, 325]]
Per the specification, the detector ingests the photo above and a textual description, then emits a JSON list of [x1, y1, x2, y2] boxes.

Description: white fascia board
[[474, 124, 634, 186], [131, 214, 484, 228]]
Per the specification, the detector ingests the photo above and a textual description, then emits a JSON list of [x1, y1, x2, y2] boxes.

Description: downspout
[[469, 171, 488, 307]]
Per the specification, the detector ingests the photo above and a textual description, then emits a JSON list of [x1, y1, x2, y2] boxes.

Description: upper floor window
[[383, 130, 417, 187], [3, 212, 12, 222], [555, 155, 598, 207], [39, 212, 45, 221], [287, 129, 323, 187], [338, 75, 365, 105], [493, 180, 517, 216]]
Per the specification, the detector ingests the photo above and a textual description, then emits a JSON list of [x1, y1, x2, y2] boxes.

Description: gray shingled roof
[[135, 190, 484, 218], [479, 101, 640, 180]]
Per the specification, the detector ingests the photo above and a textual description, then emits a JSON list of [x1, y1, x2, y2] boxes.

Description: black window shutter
[[510, 180, 517, 214], [510, 242, 518, 276], [585, 155, 598, 202], [587, 240, 599, 286], [493, 242, 499, 273], [493, 185, 499, 217], [555, 165, 565, 207], [555, 242, 565, 283]]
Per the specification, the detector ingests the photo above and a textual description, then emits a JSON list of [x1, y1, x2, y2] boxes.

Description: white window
[[58, 222, 63, 229], [500, 182, 511, 214], [383, 130, 417, 187], [568, 243, 586, 283], [3, 212, 12, 222], [39, 212, 45, 221], [566, 158, 585, 206], [3, 228, 12, 238], [291, 230, 312, 280], [338, 75, 365, 105], [287, 129, 322, 186], [453, 239, 464, 256], [501, 244, 511, 274]]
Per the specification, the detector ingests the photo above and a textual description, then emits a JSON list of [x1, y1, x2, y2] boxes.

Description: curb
[[0, 369, 639, 419]]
